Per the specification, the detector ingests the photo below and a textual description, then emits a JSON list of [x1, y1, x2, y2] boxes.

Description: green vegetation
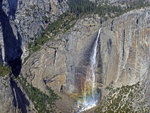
[[18, 76, 59, 113], [68, 0, 96, 16], [25, 12, 76, 63], [28, 12, 77, 55], [127, 1, 150, 9], [45, 12, 77, 35], [28, 35, 49, 53], [94, 4, 123, 20], [68, 0, 150, 20], [25, 13, 31, 16], [0, 63, 11, 76], [30, 5, 36, 10], [95, 82, 150, 113], [24, 12, 77, 63], [25, 0, 150, 63]]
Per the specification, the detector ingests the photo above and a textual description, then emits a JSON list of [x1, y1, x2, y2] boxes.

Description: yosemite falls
[[78, 28, 101, 112]]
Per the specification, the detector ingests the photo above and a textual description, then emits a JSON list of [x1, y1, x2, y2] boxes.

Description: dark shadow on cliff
[[97, 33, 103, 84], [0, 0, 22, 77], [79, 33, 98, 66], [7, 0, 18, 19], [0, 46, 2, 62], [10, 78, 29, 113], [75, 32, 99, 92]]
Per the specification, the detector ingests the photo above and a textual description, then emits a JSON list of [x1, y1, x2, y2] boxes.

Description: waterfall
[[78, 28, 101, 112], [91, 28, 101, 98]]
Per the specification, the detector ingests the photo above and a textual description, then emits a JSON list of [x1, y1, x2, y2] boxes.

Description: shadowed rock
[[10, 78, 29, 113], [75, 32, 100, 93], [7, 0, 18, 19], [0, 46, 2, 62], [0, 0, 22, 77]]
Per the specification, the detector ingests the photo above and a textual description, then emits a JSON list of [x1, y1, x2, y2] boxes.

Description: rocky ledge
[[22, 7, 150, 112]]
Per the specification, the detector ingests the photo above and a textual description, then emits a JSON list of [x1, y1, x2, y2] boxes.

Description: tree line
[[68, 0, 150, 19]]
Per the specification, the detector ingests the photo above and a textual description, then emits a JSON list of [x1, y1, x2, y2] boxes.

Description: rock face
[[21, 16, 100, 112], [0, 0, 68, 112], [0, 0, 68, 91], [100, 8, 150, 88], [0, 76, 15, 113], [0, 75, 36, 113], [22, 7, 150, 112], [0, 0, 68, 64], [1, 0, 150, 112], [22, 17, 100, 92], [97, 7, 150, 111]]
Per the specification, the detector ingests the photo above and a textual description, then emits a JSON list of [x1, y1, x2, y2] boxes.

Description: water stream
[[78, 28, 101, 112]]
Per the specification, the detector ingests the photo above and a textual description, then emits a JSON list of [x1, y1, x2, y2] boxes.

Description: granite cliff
[[0, 0, 150, 113], [0, 0, 68, 64], [0, 0, 68, 112], [22, 7, 150, 112], [96, 8, 150, 112]]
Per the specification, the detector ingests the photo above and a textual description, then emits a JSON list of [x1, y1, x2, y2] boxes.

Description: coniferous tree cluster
[[68, 0, 150, 19], [68, 0, 96, 16]]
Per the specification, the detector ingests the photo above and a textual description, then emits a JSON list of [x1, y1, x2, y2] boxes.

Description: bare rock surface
[[21, 16, 100, 112], [98, 7, 150, 111], [0, 0, 68, 112], [0, 0, 68, 63], [0, 76, 15, 113], [1, 0, 150, 112], [22, 7, 150, 112]]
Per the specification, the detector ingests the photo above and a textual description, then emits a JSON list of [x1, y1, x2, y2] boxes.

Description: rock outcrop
[[0, 0, 68, 112], [0, 76, 15, 113], [0, 0, 68, 64], [96, 7, 150, 112], [1, 0, 150, 112], [22, 7, 150, 112], [21, 16, 100, 112], [100, 7, 150, 89]]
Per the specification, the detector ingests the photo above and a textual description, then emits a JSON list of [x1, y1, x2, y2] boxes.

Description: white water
[[78, 28, 101, 112], [91, 28, 101, 98]]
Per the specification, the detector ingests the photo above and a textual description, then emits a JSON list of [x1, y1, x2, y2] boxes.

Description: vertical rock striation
[[98, 8, 150, 111], [21, 17, 100, 112], [21, 7, 150, 111], [0, 0, 68, 112], [0, 0, 68, 63]]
